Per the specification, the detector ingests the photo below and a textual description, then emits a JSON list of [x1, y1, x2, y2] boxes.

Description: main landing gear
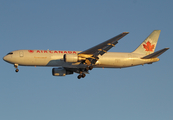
[[77, 65, 93, 79], [77, 73, 86, 79], [14, 64, 19, 72], [85, 66, 93, 71]]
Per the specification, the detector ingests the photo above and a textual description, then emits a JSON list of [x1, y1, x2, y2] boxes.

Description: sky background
[[0, 0, 173, 120]]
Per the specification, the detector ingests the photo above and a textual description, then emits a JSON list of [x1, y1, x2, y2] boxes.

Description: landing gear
[[85, 65, 93, 71], [89, 66, 93, 70], [81, 73, 86, 78], [78, 75, 82, 79], [15, 69, 19, 72], [14, 64, 19, 73], [85, 67, 89, 71], [77, 73, 86, 79], [77, 65, 93, 79]]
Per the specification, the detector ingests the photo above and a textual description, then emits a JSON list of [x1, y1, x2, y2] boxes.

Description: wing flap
[[93, 42, 117, 57], [142, 48, 169, 59]]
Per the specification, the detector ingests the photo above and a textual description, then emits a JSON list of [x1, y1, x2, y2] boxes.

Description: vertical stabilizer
[[132, 30, 161, 55]]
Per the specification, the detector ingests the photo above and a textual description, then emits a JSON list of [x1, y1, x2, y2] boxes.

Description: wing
[[79, 32, 129, 58], [77, 32, 129, 66]]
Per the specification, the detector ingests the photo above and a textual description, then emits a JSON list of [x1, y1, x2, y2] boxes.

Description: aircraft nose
[[3, 54, 14, 64], [3, 55, 7, 61]]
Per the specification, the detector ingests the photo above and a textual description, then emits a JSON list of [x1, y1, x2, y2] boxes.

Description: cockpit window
[[7, 52, 13, 55]]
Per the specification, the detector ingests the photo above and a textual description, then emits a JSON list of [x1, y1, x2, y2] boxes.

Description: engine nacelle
[[63, 54, 85, 63], [64, 54, 78, 62], [52, 68, 73, 76]]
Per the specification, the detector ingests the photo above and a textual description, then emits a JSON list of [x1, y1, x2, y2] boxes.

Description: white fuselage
[[3, 50, 159, 68]]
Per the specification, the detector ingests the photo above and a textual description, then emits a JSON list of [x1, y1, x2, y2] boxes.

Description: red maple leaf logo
[[143, 41, 155, 51], [28, 50, 34, 53]]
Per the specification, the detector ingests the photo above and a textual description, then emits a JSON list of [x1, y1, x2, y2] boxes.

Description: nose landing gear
[[14, 64, 19, 72], [15, 69, 19, 72]]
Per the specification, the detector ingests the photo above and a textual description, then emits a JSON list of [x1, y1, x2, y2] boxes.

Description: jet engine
[[52, 67, 73, 76], [63, 54, 85, 63]]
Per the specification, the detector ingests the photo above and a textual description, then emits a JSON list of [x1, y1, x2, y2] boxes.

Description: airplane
[[3, 30, 169, 79]]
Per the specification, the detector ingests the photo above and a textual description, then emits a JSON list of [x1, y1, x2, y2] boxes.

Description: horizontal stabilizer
[[142, 48, 169, 59]]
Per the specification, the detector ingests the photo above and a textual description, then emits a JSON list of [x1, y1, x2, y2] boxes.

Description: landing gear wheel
[[85, 66, 89, 71], [89, 66, 93, 70], [15, 69, 19, 72], [78, 75, 82, 79], [81, 73, 86, 78]]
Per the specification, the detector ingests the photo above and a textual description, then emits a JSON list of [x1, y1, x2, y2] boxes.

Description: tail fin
[[132, 30, 161, 55]]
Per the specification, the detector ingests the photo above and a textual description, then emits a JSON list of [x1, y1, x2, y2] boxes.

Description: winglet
[[141, 48, 169, 59]]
